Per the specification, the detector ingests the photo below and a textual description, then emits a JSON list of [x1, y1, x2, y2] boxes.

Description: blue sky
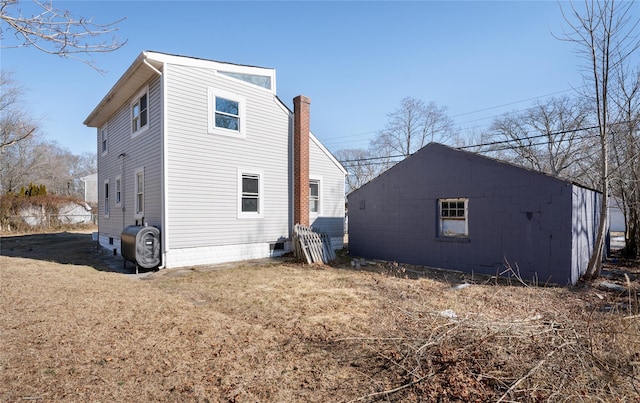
[[4, 0, 635, 156]]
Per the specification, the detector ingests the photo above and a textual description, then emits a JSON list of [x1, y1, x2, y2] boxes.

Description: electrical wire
[[338, 120, 637, 167]]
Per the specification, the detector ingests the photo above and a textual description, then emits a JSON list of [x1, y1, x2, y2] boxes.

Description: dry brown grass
[[1, 232, 640, 402]]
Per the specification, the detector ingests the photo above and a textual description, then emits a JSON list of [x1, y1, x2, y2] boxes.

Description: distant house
[[80, 173, 97, 204], [609, 197, 626, 233], [84, 51, 346, 268], [347, 143, 604, 285]]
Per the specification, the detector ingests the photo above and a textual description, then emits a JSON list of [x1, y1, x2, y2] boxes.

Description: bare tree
[[558, 0, 640, 279], [0, 71, 36, 150], [487, 96, 594, 179], [610, 65, 640, 257], [371, 97, 454, 158], [0, 71, 95, 195], [0, 135, 90, 195], [336, 148, 384, 194], [0, 0, 125, 71], [336, 98, 455, 191], [0, 129, 40, 193]]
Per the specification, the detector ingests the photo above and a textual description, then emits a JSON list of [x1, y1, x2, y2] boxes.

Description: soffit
[[84, 53, 163, 128]]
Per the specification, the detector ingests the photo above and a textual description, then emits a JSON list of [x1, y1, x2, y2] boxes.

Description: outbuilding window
[[439, 198, 468, 238]]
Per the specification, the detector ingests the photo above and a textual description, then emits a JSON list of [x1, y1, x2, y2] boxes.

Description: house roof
[[84, 51, 276, 128], [84, 51, 347, 176], [350, 142, 600, 195]]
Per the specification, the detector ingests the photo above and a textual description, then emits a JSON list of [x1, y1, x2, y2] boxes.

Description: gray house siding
[[348, 143, 597, 285], [309, 135, 346, 244], [97, 76, 163, 252], [164, 63, 290, 251]]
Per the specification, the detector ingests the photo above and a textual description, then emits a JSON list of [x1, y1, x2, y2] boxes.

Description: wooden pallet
[[293, 224, 335, 264]]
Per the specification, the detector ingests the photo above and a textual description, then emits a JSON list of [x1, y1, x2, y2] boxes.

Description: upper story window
[[238, 169, 263, 218], [216, 97, 239, 130], [101, 127, 108, 155], [439, 198, 468, 238], [218, 71, 272, 90], [131, 87, 149, 137], [208, 88, 246, 138]]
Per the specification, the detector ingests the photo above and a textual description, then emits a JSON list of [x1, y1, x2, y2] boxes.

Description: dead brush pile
[[338, 261, 640, 402]]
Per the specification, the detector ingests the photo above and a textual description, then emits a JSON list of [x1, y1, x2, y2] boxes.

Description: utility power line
[[324, 86, 587, 150], [339, 124, 601, 165]]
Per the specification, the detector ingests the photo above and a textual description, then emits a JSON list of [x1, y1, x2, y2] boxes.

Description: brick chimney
[[293, 95, 310, 226]]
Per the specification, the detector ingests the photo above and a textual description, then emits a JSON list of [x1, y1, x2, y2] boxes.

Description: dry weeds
[[1, 232, 639, 402]]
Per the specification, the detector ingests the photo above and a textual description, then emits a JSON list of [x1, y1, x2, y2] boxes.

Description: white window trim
[[237, 168, 263, 219], [438, 198, 469, 238], [100, 127, 108, 156], [114, 175, 122, 207], [134, 167, 145, 219], [103, 179, 110, 218], [208, 88, 247, 138], [309, 175, 323, 218], [131, 86, 149, 138]]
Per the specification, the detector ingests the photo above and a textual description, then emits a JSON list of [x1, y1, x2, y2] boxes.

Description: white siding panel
[[309, 138, 345, 238], [164, 241, 287, 268], [165, 64, 291, 250]]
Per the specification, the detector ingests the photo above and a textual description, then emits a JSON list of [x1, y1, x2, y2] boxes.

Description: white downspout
[[143, 54, 168, 269], [143, 57, 162, 76]]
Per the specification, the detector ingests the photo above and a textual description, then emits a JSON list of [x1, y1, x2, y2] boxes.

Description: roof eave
[[83, 52, 163, 128]]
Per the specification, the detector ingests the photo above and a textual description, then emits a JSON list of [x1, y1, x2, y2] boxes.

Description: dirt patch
[[1, 232, 640, 401]]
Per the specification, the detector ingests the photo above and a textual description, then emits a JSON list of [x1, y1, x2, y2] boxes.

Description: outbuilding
[[347, 143, 603, 285]]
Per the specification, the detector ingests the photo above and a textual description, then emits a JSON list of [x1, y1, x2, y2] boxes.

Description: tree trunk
[[625, 207, 639, 258], [584, 144, 608, 280]]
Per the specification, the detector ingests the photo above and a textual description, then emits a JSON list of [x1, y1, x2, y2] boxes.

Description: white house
[[84, 51, 346, 268], [80, 173, 98, 204]]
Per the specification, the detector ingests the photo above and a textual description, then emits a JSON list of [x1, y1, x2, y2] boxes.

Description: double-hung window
[[114, 175, 122, 207], [103, 180, 110, 218], [101, 128, 108, 155], [134, 168, 144, 219], [131, 87, 149, 136], [238, 170, 263, 218], [309, 179, 320, 214], [208, 88, 246, 137], [439, 198, 468, 238]]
